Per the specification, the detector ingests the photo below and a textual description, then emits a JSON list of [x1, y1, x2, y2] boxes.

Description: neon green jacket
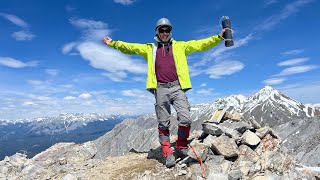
[[108, 35, 223, 90]]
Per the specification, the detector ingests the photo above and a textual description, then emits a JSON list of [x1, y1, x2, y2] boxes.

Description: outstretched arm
[[103, 36, 149, 56], [183, 28, 226, 55]]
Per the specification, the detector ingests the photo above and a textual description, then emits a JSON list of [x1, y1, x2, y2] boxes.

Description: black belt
[[157, 80, 180, 88]]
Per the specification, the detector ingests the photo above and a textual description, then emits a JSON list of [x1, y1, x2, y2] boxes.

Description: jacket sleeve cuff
[[217, 34, 224, 40], [108, 40, 116, 47]]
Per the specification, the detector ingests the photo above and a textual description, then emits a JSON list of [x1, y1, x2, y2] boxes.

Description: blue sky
[[0, 0, 319, 120]]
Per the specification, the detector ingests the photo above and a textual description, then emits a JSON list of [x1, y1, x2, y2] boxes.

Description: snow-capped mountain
[[213, 94, 248, 111], [31, 113, 138, 135], [189, 86, 320, 128], [241, 86, 320, 127], [0, 112, 136, 125], [0, 113, 139, 160]]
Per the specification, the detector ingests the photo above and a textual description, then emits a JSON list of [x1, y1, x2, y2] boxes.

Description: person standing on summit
[[103, 18, 226, 168]]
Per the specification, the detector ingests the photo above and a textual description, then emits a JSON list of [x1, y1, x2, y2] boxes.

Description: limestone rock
[[220, 120, 254, 134], [238, 144, 260, 162], [202, 123, 223, 136], [255, 126, 270, 139], [210, 135, 239, 158], [228, 169, 242, 180], [242, 130, 261, 146], [187, 140, 209, 161]]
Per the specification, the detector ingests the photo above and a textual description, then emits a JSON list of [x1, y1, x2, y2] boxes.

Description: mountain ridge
[[0, 112, 139, 125], [91, 86, 320, 163], [1, 86, 320, 179]]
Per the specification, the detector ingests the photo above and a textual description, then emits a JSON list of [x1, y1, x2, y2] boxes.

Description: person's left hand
[[219, 28, 226, 38], [103, 36, 112, 45]]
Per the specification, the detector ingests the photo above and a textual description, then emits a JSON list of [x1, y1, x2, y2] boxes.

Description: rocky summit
[[0, 86, 319, 179], [1, 113, 319, 179]]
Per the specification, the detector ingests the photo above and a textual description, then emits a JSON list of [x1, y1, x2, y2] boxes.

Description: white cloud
[[65, 18, 147, 82], [70, 18, 107, 29], [0, 89, 155, 120], [277, 58, 309, 66], [197, 88, 214, 95], [83, 29, 110, 41], [200, 83, 207, 87], [121, 89, 145, 97], [62, 42, 77, 54], [62, 84, 73, 88], [0, 57, 38, 68], [28, 80, 44, 86], [69, 18, 110, 41], [0, 13, 35, 41], [12, 31, 35, 41], [63, 96, 77, 100], [35, 96, 51, 101], [79, 93, 92, 99], [189, 66, 205, 77], [45, 69, 59, 76], [0, 13, 28, 28], [263, 77, 287, 85], [193, 25, 221, 39], [131, 77, 145, 82], [113, 0, 135, 5], [256, 0, 315, 31], [76, 42, 147, 78], [193, 34, 253, 67], [22, 101, 36, 106], [281, 49, 304, 56], [102, 71, 127, 82], [274, 65, 318, 76], [264, 0, 278, 7], [206, 61, 245, 79], [279, 82, 320, 104]]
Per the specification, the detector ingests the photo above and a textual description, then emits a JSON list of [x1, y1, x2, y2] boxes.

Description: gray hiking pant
[[154, 80, 191, 131]]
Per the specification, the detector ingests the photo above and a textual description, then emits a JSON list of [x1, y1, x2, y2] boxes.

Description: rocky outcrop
[[0, 142, 99, 179], [274, 117, 320, 167], [1, 112, 319, 179], [93, 115, 159, 159]]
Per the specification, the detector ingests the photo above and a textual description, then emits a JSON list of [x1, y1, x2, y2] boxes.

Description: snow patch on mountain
[[0, 113, 138, 125]]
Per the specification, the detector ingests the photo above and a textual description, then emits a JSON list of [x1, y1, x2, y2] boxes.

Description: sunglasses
[[159, 29, 171, 33]]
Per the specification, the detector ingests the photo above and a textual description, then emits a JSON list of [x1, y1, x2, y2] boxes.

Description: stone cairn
[[172, 109, 319, 180]]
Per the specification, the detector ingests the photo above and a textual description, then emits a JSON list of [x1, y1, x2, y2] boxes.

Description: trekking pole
[[190, 145, 206, 179]]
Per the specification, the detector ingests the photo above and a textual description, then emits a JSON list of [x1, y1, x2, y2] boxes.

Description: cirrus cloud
[[0, 13, 28, 28], [263, 77, 287, 85], [206, 61, 245, 79], [12, 30, 35, 41], [0, 57, 38, 68], [277, 58, 309, 66], [113, 0, 135, 5], [273, 65, 318, 77]]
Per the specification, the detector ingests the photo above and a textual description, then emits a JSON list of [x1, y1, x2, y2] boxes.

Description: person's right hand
[[103, 36, 112, 45]]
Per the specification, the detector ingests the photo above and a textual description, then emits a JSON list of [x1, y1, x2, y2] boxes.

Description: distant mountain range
[[1, 86, 319, 165], [0, 113, 139, 160], [2, 86, 319, 179], [93, 86, 320, 166]]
